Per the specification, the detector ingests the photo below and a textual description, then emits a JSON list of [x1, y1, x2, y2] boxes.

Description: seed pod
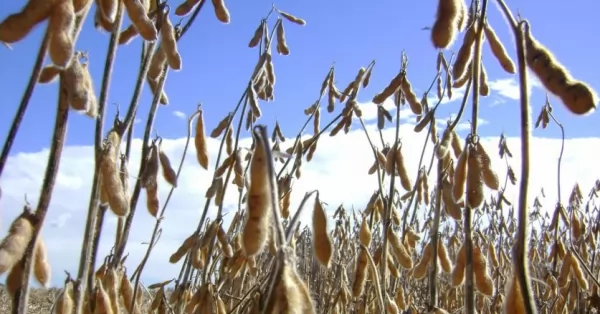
[[160, 15, 182, 71], [524, 26, 597, 115], [483, 22, 516, 74], [38, 65, 61, 84], [569, 252, 588, 290], [0, 209, 35, 274], [194, 109, 209, 170], [359, 218, 373, 247], [466, 145, 485, 208], [54, 280, 74, 314], [451, 244, 466, 286], [557, 251, 572, 287], [242, 127, 273, 256], [395, 145, 412, 191], [452, 145, 468, 202], [211, 0, 230, 24], [276, 21, 290, 55], [313, 196, 333, 268], [169, 234, 196, 263], [6, 261, 23, 296], [413, 242, 433, 279], [503, 274, 527, 314], [452, 21, 478, 80], [430, 0, 463, 49], [158, 144, 178, 187], [0, 0, 54, 44], [352, 247, 369, 297], [33, 238, 51, 287], [473, 246, 494, 296], [48, 0, 76, 69], [476, 142, 499, 190], [438, 240, 453, 273], [64, 55, 98, 118], [123, 0, 158, 41]]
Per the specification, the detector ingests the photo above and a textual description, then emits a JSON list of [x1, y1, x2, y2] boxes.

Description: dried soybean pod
[[248, 21, 265, 48], [400, 76, 423, 115], [352, 247, 369, 297], [359, 218, 372, 247], [169, 234, 196, 263], [55, 280, 74, 314], [159, 144, 178, 187], [64, 56, 98, 117], [148, 43, 167, 80], [99, 131, 129, 216], [278, 10, 306, 25], [276, 21, 290, 55], [387, 229, 413, 269], [194, 109, 209, 170], [466, 145, 484, 208], [97, 0, 118, 22], [211, 113, 232, 138], [430, 0, 462, 49], [559, 80, 598, 116], [6, 261, 24, 296], [413, 242, 433, 279], [452, 21, 478, 80], [147, 77, 170, 105], [503, 274, 526, 314], [161, 15, 182, 71], [94, 7, 113, 33], [94, 279, 113, 314], [0, 0, 55, 44], [123, 0, 158, 41], [483, 22, 516, 74], [438, 240, 453, 273], [216, 225, 233, 258], [452, 145, 468, 202], [488, 241, 499, 268], [0, 209, 35, 274], [313, 195, 333, 268], [476, 142, 499, 190], [372, 72, 404, 105], [211, 0, 230, 24], [140, 141, 159, 188], [557, 251, 572, 288], [119, 272, 137, 313], [33, 237, 51, 287], [242, 127, 273, 256], [395, 145, 412, 191], [38, 65, 61, 84], [48, 0, 76, 69], [451, 243, 466, 286], [569, 253, 588, 290], [479, 64, 490, 96], [146, 184, 160, 217], [436, 128, 453, 159]]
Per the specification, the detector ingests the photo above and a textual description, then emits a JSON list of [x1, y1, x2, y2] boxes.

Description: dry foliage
[[0, 0, 598, 313]]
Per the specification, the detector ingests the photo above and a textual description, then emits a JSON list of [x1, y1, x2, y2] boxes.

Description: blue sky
[[1, 0, 600, 287], [1, 0, 599, 154]]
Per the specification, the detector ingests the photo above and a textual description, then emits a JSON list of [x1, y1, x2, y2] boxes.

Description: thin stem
[[15, 81, 70, 314], [74, 3, 124, 311]]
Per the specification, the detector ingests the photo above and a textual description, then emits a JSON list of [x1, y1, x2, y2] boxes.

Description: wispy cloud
[[0, 119, 597, 287], [488, 76, 543, 102], [173, 110, 186, 120]]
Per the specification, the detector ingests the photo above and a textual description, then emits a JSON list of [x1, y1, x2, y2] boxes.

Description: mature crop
[[0, 0, 598, 314]]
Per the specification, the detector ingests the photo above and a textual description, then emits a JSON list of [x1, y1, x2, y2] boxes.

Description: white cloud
[[488, 76, 543, 101], [172, 110, 186, 120], [0, 118, 598, 288]]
